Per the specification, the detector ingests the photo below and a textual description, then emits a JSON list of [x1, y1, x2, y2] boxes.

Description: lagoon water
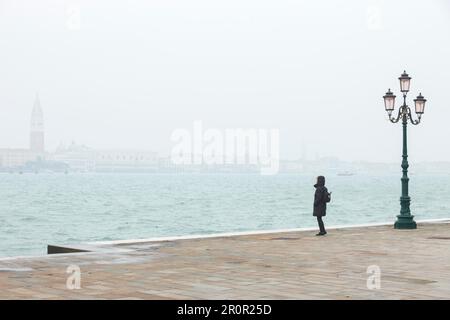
[[0, 172, 449, 258]]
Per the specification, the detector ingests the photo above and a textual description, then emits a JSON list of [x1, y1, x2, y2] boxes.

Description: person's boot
[[315, 232, 325, 236]]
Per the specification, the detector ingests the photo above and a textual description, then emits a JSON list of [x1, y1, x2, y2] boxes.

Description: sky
[[0, 0, 449, 162]]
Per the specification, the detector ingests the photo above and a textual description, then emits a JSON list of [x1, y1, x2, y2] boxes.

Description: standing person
[[313, 176, 330, 236]]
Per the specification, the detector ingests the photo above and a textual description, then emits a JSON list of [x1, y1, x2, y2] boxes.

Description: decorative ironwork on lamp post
[[383, 71, 427, 229]]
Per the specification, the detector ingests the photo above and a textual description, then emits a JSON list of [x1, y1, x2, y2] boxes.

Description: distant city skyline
[[30, 93, 45, 152], [1, 0, 450, 163], [2, 93, 450, 175], [1, 92, 450, 165]]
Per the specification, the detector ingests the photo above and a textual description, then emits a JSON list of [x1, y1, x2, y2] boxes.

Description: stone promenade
[[0, 220, 449, 299]]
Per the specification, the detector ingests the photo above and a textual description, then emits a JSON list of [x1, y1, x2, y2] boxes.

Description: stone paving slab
[[0, 220, 449, 299]]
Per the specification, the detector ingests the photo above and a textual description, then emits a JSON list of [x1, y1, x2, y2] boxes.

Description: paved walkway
[[1, 221, 449, 299]]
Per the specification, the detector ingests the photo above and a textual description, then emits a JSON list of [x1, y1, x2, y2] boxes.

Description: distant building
[[93, 149, 158, 172], [52, 142, 158, 172], [52, 142, 95, 172], [0, 93, 160, 172], [0, 149, 43, 168], [30, 94, 45, 152], [0, 94, 46, 170]]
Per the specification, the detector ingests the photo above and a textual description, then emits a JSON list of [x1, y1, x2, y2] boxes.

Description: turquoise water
[[0, 173, 449, 258]]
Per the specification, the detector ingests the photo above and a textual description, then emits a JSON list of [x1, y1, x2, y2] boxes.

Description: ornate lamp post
[[383, 71, 427, 229]]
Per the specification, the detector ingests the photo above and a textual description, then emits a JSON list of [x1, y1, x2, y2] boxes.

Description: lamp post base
[[394, 215, 417, 229]]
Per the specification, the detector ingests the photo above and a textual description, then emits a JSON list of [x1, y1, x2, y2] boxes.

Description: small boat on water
[[337, 171, 355, 176]]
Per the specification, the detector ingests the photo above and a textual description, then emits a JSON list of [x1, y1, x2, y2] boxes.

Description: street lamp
[[383, 71, 427, 229]]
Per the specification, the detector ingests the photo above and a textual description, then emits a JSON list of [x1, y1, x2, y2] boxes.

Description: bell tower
[[30, 93, 45, 152]]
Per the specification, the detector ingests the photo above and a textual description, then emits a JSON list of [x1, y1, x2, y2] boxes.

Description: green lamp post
[[383, 71, 427, 229]]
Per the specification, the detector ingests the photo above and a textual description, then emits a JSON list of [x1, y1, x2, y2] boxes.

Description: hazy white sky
[[0, 0, 449, 162]]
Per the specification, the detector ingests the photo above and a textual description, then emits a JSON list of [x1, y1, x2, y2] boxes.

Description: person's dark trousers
[[317, 216, 326, 234]]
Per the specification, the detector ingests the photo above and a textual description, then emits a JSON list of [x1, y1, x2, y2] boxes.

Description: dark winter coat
[[313, 176, 328, 217]]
